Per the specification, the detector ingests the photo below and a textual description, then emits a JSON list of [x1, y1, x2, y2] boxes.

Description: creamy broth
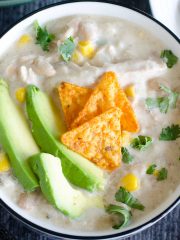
[[0, 15, 179, 232]]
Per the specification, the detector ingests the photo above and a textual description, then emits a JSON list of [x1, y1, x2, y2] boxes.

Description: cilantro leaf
[[157, 168, 168, 181], [160, 50, 178, 68], [159, 124, 180, 141], [145, 84, 179, 113], [160, 84, 179, 109], [169, 92, 179, 108], [59, 36, 75, 62], [34, 21, 55, 51], [145, 98, 160, 109], [115, 187, 145, 211], [158, 97, 170, 113], [106, 204, 131, 229], [159, 84, 172, 94], [130, 135, 152, 150], [145, 97, 169, 113], [146, 164, 157, 175], [121, 147, 134, 164]]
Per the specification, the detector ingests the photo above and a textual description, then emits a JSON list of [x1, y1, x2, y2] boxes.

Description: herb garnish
[[130, 135, 152, 150], [159, 124, 180, 141], [146, 164, 157, 175], [59, 36, 75, 62], [121, 147, 134, 164], [145, 97, 168, 113], [106, 204, 132, 229], [145, 84, 179, 113], [34, 21, 55, 51], [115, 187, 145, 211], [160, 50, 178, 68], [160, 85, 179, 109], [107, 187, 145, 229], [157, 168, 168, 181]]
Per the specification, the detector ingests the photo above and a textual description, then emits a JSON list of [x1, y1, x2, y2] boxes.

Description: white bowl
[[0, 1, 179, 239]]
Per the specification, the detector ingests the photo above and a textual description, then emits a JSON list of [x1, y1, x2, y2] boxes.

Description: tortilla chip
[[71, 71, 139, 132], [61, 107, 122, 171], [58, 82, 92, 128]]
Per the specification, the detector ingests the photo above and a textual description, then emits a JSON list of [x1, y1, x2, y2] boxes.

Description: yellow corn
[[17, 34, 31, 45], [0, 152, 10, 172], [153, 170, 159, 177], [78, 40, 95, 58], [139, 31, 145, 39], [125, 85, 135, 98], [120, 173, 139, 192], [15, 87, 26, 103], [71, 50, 83, 64], [121, 131, 132, 147]]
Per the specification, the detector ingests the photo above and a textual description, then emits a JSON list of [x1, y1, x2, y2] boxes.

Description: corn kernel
[[120, 173, 139, 192], [139, 31, 145, 39], [0, 152, 10, 172], [78, 40, 95, 58], [18, 34, 31, 45], [15, 87, 26, 103], [125, 85, 135, 98], [121, 131, 132, 147], [153, 170, 159, 177], [71, 50, 83, 64]]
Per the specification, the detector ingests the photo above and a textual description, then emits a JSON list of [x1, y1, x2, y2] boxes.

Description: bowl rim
[[0, 1, 179, 239], [1, 197, 180, 239]]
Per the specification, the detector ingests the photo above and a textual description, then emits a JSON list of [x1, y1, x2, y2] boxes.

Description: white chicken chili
[[0, 15, 179, 232]]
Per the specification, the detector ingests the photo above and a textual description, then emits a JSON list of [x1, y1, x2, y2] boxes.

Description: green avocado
[[0, 80, 39, 191], [29, 153, 103, 218], [26, 85, 104, 192]]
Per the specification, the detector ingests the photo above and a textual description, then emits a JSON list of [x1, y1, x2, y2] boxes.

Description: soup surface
[[0, 15, 179, 232]]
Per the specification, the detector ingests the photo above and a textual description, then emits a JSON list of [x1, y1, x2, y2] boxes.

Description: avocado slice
[[26, 85, 104, 191], [29, 153, 103, 218], [0, 80, 39, 191]]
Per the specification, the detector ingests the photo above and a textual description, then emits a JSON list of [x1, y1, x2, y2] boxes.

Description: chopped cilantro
[[59, 36, 75, 62], [115, 187, 145, 211], [34, 21, 55, 51], [146, 164, 157, 175], [157, 168, 168, 181], [121, 147, 134, 164], [106, 204, 132, 229], [130, 135, 152, 150], [145, 97, 169, 113], [160, 84, 179, 109], [145, 84, 179, 113], [159, 124, 180, 141], [160, 50, 178, 68]]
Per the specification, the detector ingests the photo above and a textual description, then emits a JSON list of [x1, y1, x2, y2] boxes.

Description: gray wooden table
[[0, 1, 179, 239]]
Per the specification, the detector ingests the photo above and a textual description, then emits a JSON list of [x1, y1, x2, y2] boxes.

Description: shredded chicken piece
[[78, 21, 98, 41], [19, 66, 39, 84], [5, 62, 18, 80], [47, 54, 59, 64], [33, 56, 56, 77], [19, 54, 36, 65], [59, 18, 80, 41], [91, 45, 117, 66], [18, 192, 32, 210], [19, 65, 28, 82], [5, 54, 56, 84]]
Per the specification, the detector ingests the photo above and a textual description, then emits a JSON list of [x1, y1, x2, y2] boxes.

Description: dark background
[[0, 0, 179, 239]]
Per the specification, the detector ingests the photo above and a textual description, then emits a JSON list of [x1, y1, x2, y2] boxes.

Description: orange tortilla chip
[[71, 72, 139, 132], [61, 108, 122, 171], [58, 82, 92, 128]]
